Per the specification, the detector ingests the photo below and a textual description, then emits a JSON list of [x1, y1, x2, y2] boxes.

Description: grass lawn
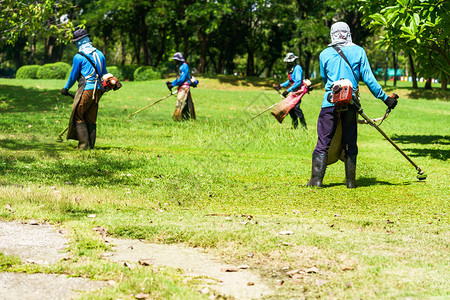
[[0, 77, 449, 299]]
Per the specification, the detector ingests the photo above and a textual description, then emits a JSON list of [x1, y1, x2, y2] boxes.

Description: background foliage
[[0, 0, 448, 88]]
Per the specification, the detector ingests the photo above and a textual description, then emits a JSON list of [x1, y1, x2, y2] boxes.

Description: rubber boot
[[76, 122, 89, 150], [307, 153, 328, 187], [87, 123, 97, 149], [345, 154, 357, 188], [300, 116, 307, 130]]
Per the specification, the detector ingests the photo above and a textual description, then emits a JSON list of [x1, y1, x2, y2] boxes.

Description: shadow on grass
[[392, 135, 450, 145], [0, 84, 63, 112], [325, 177, 397, 188], [390, 134, 449, 161], [403, 148, 448, 161], [0, 138, 65, 159], [0, 141, 150, 187]]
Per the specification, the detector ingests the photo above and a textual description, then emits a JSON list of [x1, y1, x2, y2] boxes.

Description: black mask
[[286, 62, 297, 73]]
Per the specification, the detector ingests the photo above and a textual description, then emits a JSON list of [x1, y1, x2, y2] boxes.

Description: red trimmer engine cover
[[102, 73, 122, 91], [330, 79, 353, 107]]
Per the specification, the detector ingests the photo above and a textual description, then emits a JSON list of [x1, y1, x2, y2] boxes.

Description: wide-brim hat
[[283, 52, 298, 63], [170, 52, 185, 62], [72, 29, 90, 42]]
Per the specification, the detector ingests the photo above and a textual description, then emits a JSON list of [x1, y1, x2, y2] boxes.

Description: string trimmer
[[56, 92, 74, 142], [128, 91, 178, 118], [249, 90, 284, 120], [354, 93, 427, 180]]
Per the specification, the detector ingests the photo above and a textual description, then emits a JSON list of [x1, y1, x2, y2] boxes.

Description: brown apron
[[66, 77, 86, 140]]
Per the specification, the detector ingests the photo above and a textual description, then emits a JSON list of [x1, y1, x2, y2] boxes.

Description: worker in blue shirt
[[166, 52, 197, 121], [307, 22, 397, 188], [274, 53, 307, 129], [61, 29, 107, 150]]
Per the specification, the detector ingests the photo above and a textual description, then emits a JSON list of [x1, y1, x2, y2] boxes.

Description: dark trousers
[[288, 100, 304, 124], [313, 105, 358, 156]]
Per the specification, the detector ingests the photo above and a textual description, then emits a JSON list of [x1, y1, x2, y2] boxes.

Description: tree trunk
[[183, 33, 189, 61], [393, 51, 397, 87], [139, 11, 152, 66], [198, 29, 207, 73], [27, 37, 36, 65], [441, 76, 448, 90], [103, 35, 108, 56], [154, 25, 166, 67], [121, 32, 126, 66], [408, 53, 418, 89], [13, 38, 26, 69], [424, 78, 432, 90], [44, 37, 54, 64], [303, 51, 312, 80], [246, 49, 255, 76], [131, 35, 141, 66]]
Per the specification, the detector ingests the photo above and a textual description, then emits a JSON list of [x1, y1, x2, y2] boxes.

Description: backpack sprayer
[[330, 79, 426, 180]]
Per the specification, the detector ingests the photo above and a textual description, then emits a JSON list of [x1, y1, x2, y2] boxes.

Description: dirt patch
[[0, 273, 107, 300], [0, 220, 67, 264], [105, 237, 273, 299], [0, 221, 107, 299]]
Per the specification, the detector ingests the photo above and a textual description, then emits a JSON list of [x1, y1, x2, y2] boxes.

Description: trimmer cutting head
[[417, 170, 427, 181]]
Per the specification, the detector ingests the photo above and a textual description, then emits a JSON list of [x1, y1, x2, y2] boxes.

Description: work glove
[[282, 90, 289, 98], [60, 88, 69, 96], [273, 84, 281, 92], [166, 81, 173, 92], [384, 96, 398, 110]]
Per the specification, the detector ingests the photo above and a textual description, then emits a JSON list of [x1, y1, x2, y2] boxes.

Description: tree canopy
[[1, 0, 448, 88], [361, 0, 449, 84]]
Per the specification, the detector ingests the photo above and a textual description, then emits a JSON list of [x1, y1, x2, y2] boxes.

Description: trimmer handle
[[386, 93, 399, 114]]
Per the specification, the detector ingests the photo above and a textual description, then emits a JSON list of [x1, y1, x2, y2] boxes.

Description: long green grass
[[0, 77, 449, 299]]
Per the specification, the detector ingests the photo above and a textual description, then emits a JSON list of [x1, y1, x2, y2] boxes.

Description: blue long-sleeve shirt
[[319, 45, 387, 108], [171, 62, 190, 87], [64, 50, 107, 91], [280, 64, 303, 92]]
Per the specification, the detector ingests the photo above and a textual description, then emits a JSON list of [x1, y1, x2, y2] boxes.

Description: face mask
[[286, 62, 296, 72]]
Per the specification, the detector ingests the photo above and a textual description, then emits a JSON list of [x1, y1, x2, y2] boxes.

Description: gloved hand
[[273, 84, 281, 91], [60, 88, 69, 96], [282, 90, 289, 98], [384, 96, 398, 110], [166, 81, 173, 92]]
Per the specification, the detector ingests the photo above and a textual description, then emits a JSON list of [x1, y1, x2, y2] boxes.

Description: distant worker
[[61, 29, 107, 150], [166, 52, 198, 121], [273, 53, 307, 129], [307, 22, 398, 188]]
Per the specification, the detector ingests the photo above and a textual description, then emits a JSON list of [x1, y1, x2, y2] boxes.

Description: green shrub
[[107, 66, 119, 79], [36, 62, 71, 79], [15, 65, 40, 79], [107, 65, 137, 81], [119, 65, 137, 81], [134, 66, 163, 81]]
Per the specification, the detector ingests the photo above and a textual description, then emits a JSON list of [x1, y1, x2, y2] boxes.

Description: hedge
[[15, 65, 41, 79], [134, 66, 163, 81], [36, 62, 71, 79]]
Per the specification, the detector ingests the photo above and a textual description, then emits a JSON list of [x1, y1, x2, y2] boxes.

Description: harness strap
[[288, 73, 294, 84], [332, 46, 359, 84], [77, 51, 102, 81]]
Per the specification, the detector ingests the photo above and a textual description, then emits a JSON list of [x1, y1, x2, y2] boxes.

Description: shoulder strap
[[332, 46, 359, 83], [77, 51, 101, 77]]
